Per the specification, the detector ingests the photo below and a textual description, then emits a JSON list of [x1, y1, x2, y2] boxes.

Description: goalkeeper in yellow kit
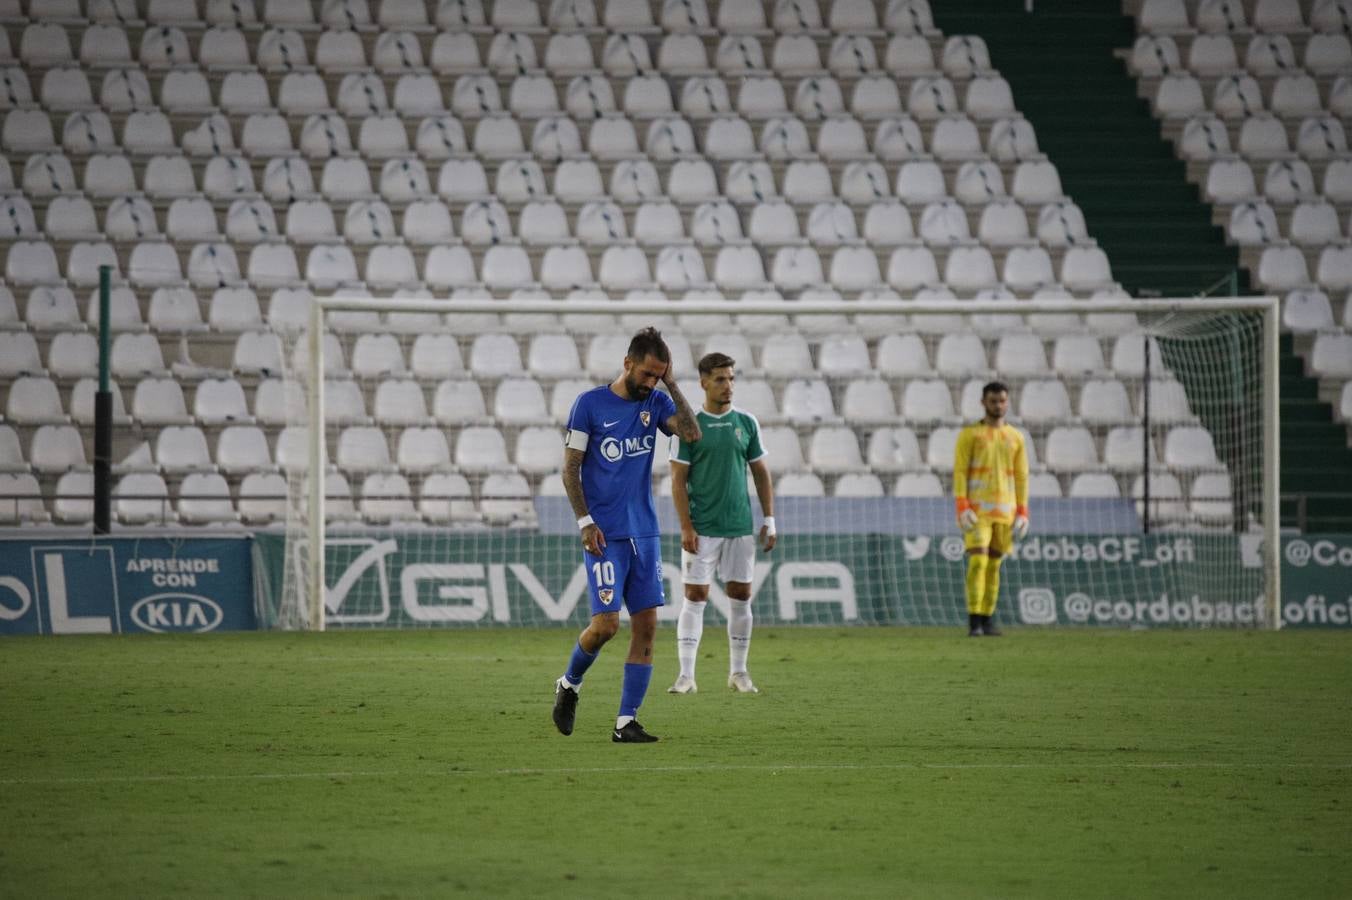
[[953, 381, 1029, 637]]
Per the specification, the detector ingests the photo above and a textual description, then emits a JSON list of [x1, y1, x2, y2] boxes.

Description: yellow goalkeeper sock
[[965, 554, 988, 615], [982, 557, 1003, 617]]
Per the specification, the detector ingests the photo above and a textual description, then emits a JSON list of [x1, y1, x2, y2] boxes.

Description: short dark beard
[[625, 373, 651, 400]]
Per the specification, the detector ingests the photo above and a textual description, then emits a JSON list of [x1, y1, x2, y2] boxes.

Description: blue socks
[[563, 644, 653, 723], [563, 641, 597, 687], [618, 662, 653, 719]]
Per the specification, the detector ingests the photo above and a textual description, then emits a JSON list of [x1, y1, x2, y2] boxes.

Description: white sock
[[676, 599, 706, 679], [615, 715, 634, 729], [728, 598, 752, 674]]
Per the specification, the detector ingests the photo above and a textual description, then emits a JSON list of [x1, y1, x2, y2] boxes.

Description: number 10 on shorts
[[592, 561, 615, 586]]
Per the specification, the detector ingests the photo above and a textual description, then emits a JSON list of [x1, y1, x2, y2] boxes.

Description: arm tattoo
[[666, 381, 702, 443], [562, 449, 588, 519]]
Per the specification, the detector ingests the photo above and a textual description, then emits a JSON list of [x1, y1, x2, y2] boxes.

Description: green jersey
[[672, 407, 766, 538]]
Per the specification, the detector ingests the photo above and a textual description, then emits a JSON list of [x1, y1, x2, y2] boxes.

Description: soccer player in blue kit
[[552, 327, 701, 743]]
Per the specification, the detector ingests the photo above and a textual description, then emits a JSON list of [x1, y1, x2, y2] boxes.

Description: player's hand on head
[[660, 345, 676, 385]]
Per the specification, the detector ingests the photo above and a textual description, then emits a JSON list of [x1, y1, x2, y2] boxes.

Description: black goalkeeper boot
[[968, 613, 982, 637], [981, 615, 1003, 637]]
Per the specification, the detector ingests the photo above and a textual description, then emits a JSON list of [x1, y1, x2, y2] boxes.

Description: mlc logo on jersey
[[600, 435, 654, 462]]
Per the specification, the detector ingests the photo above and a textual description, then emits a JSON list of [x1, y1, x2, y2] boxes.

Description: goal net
[[253, 296, 1279, 631]]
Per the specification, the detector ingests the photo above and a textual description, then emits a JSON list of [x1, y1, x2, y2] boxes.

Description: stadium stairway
[[1279, 331, 1352, 530], [931, 0, 1242, 298], [933, 0, 1352, 531]]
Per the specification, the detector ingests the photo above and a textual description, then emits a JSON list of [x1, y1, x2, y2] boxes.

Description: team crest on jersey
[[598, 588, 614, 605], [640, 411, 651, 427], [735, 427, 744, 441]]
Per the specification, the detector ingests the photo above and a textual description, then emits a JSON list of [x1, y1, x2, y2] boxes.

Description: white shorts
[[681, 534, 756, 586]]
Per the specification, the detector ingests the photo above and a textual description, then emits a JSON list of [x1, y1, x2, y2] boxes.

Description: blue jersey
[[566, 385, 676, 539]]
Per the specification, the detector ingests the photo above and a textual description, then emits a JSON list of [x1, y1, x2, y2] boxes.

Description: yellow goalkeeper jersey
[[953, 421, 1029, 525]]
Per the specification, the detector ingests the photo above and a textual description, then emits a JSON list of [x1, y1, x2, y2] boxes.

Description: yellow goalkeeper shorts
[[964, 519, 1013, 556]]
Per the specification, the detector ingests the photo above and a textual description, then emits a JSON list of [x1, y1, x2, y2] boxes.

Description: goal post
[[264, 295, 1280, 632]]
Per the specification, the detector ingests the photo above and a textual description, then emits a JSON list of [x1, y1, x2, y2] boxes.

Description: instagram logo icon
[[1017, 587, 1058, 625]]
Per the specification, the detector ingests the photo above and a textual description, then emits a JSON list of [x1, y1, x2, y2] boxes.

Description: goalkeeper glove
[[1013, 514, 1029, 541], [958, 509, 978, 532]]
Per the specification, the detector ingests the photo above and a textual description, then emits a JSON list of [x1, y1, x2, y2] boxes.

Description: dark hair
[[982, 381, 1010, 398], [627, 326, 669, 364], [698, 352, 736, 376]]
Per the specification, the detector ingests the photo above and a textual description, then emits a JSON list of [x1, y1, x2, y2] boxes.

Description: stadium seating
[[0, 0, 1264, 527]]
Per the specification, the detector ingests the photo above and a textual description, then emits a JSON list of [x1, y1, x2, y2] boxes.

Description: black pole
[[93, 265, 112, 534], [1142, 336, 1151, 535]]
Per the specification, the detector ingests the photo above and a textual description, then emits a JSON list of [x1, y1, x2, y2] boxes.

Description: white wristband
[[577, 515, 594, 530], [762, 516, 776, 535]]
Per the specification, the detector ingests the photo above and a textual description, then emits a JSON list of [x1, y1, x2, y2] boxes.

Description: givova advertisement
[[248, 531, 1339, 629]]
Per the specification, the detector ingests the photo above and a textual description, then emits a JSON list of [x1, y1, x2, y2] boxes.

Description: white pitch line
[[4, 760, 1351, 787], [33, 655, 557, 667], [296, 655, 557, 664]]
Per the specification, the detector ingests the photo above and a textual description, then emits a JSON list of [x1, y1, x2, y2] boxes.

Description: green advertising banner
[[1278, 534, 1352, 628], [251, 530, 1349, 629]]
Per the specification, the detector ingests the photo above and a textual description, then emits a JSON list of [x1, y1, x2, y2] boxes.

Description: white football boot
[[727, 672, 759, 694], [667, 675, 698, 694]]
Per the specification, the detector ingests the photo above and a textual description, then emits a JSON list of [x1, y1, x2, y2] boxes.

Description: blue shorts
[[584, 535, 666, 617]]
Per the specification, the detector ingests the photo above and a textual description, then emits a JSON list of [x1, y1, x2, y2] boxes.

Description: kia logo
[[130, 594, 224, 633]]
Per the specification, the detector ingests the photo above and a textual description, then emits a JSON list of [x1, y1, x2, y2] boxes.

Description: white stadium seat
[[1163, 426, 1220, 469], [359, 472, 417, 523], [1190, 472, 1233, 523], [1018, 380, 1072, 424], [155, 425, 214, 475], [1044, 426, 1099, 472], [1104, 426, 1158, 471], [433, 380, 487, 425], [238, 472, 288, 524], [1282, 290, 1335, 333], [392, 427, 449, 475], [1310, 333, 1352, 378], [894, 471, 944, 497], [494, 378, 549, 425], [892, 160, 946, 204], [757, 427, 804, 474], [782, 379, 836, 424], [468, 333, 524, 380], [217, 426, 272, 476], [420, 472, 478, 524], [867, 426, 923, 472], [516, 426, 563, 475], [115, 472, 172, 525]]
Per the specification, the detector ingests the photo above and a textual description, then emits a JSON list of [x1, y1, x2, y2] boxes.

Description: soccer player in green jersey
[[668, 352, 776, 694]]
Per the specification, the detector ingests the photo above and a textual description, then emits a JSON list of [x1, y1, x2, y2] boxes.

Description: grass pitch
[[2, 627, 1350, 899]]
